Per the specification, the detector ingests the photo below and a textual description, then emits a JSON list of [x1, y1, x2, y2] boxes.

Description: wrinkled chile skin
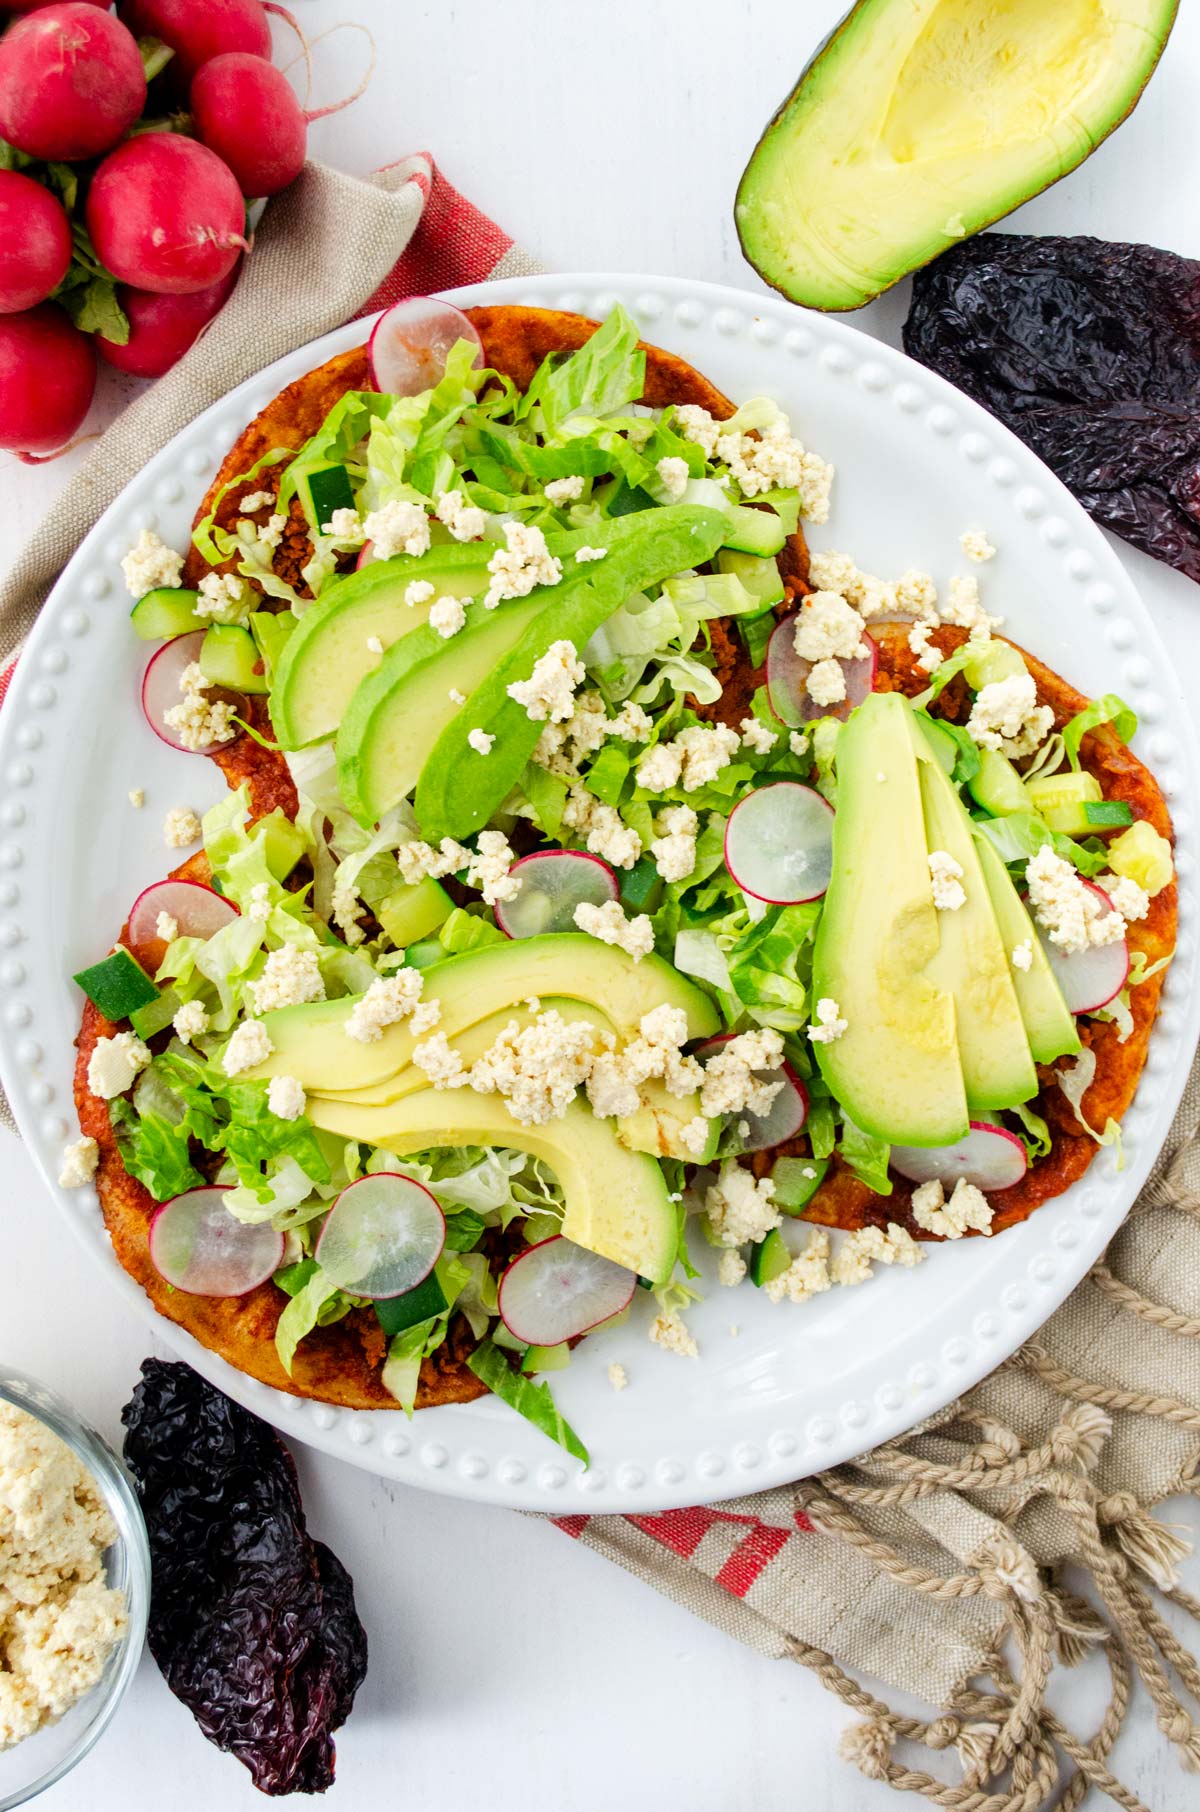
[[122, 1359, 368, 1795], [904, 232, 1200, 584]]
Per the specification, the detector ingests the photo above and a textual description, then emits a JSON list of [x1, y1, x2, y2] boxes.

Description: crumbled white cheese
[[162, 662, 238, 753], [223, 1018, 274, 1076], [366, 634, 384, 656], [344, 970, 424, 1043], [244, 882, 271, 924], [910, 1177, 994, 1239], [586, 1002, 701, 1120], [507, 639, 584, 722], [718, 1249, 747, 1288], [635, 739, 684, 793], [574, 545, 607, 563], [1102, 874, 1150, 923], [195, 571, 251, 624], [561, 787, 642, 868], [960, 529, 997, 563], [894, 569, 939, 619], [699, 1028, 784, 1119], [573, 899, 654, 961], [250, 946, 324, 1014], [674, 403, 720, 458], [545, 475, 585, 506], [793, 591, 869, 663], [363, 499, 431, 560], [58, 1136, 99, 1189], [649, 803, 698, 884], [323, 509, 364, 541], [239, 490, 274, 513], [429, 595, 467, 639], [485, 521, 562, 607], [943, 573, 1002, 639], [154, 911, 178, 943], [717, 420, 833, 521], [464, 830, 519, 905], [468, 1009, 598, 1124], [967, 671, 1053, 758], [765, 1229, 833, 1304], [928, 849, 966, 912], [434, 489, 487, 541], [128, 788, 144, 809], [806, 657, 847, 708], [267, 1074, 307, 1121], [649, 1311, 699, 1357], [607, 700, 653, 743], [467, 727, 495, 755], [0, 1401, 127, 1749], [789, 731, 807, 757], [412, 1030, 468, 1089], [830, 1222, 925, 1286], [675, 722, 740, 792], [241, 512, 286, 552], [1025, 845, 1125, 955], [405, 578, 435, 609], [807, 998, 848, 1044], [607, 1360, 629, 1391], [172, 1000, 209, 1045], [740, 716, 777, 755], [409, 998, 441, 1036], [908, 620, 942, 673], [396, 837, 470, 886], [121, 529, 183, 598], [86, 1031, 150, 1100], [656, 455, 689, 501], [679, 1115, 711, 1158], [1011, 939, 1034, 972], [331, 881, 365, 947], [705, 1160, 781, 1247], [448, 686, 466, 706]]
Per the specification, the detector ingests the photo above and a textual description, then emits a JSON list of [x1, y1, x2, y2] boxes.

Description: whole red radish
[[0, 303, 96, 455], [190, 53, 307, 198], [117, 0, 270, 84], [0, 172, 72, 313], [97, 268, 240, 376], [0, 0, 109, 10], [87, 136, 248, 296], [0, 4, 146, 162]]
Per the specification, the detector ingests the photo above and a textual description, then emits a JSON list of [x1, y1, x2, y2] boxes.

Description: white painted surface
[[3, 2, 1199, 1805]]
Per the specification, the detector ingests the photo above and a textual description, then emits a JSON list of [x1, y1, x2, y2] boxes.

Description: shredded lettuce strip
[[1055, 1048, 1123, 1162], [1063, 695, 1137, 771]]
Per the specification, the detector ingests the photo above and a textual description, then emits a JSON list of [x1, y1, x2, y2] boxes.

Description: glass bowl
[[0, 1369, 150, 1810]]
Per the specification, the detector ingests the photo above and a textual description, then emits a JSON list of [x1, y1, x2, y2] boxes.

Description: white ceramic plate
[[2, 274, 1196, 1512]]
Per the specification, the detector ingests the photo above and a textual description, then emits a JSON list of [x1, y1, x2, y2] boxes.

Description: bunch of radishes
[[0, 0, 322, 456]]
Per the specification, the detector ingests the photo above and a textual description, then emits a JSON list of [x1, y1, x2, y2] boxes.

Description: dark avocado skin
[[734, 0, 1181, 312]]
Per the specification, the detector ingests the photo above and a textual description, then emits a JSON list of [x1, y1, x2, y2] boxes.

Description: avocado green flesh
[[250, 933, 719, 1091], [910, 713, 1038, 1111], [972, 828, 1081, 1064], [812, 692, 969, 1147], [413, 506, 729, 843], [736, 0, 1178, 309], [271, 545, 496, 750], [307, 1089, 678, 1284]]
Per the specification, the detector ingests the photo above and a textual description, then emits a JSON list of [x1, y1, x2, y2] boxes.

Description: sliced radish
[[368, 299, 484, 397], [141, 630, 244, 753], [1034, 881, 1129, 1013], [149, 1186, 284, 1297], [766, 617, 878, 727], [891, 1121, 1029, 1192], [724, 782, 834, 904], [695, 1033, 809, 1152], [128, 877, 239, 971], [498, 1236, 636, 1346], [495, 849, 619, 938], [355, 540, 375, 568], [315, 1172, 445, 1300]]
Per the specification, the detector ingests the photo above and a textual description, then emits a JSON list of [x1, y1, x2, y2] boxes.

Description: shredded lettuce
[[275, 1266, 360, 1375], [838, 1119, 893, 1195], [1008, 1101, 1052, 1160], [973, 811, 1109, 878], [1063, 694, 1137, 772], [467, 1337, 588, 1462], [108, 1097, 203, 1201], [156, 1050, 330, 1199], [1055, 1048, 1123, 1161], [525, 305, 645, 435], [723, 902, 820, 1031], [191, 446, 293, 565]]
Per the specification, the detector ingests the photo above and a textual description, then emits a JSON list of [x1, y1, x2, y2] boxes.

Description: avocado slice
[[272, 544, 497, 750], [908, 711, 1038, 1112], [249, 933, 720, 1091], [971, 827, 1081, 1065], [306, 1089, 678, 1284], [414, 504, 728, 843], [735, 0, 1178, 311], [811, 692, 968, 1148]]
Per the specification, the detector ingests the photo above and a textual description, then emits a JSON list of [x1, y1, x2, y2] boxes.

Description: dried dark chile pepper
[[903, 234, 1200, 584], [122, 1360, 368, 1796]]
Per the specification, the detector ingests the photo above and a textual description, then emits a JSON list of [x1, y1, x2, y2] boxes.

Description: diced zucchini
[[722, 504, 787, 557], [1107, 820, 1175, 895], [717, 548, 785, 607], [200, 624, 268, 695], [963, 640, 1027, 690], [373, 1268, 448, 1337], [605, 478, 656, 517], [770, 1155, 830, 1215], [250, 609, 296, 680], [130, 588, 202, 641], [298, 462, 356, 532], [749, 1227, 792, 1286], [969, 748, 1032, 817], [1083, 800, 1134, 830], [759, 486, 800, 534], [1026, 771, 1101, 836], [131, 986, 180, 1041], [258, 808, 307, 881], [74, 947, 159, 1020], [619, 856, 664, 915], [377, 876, 454, 947], [521, 1343, 571, 1374]]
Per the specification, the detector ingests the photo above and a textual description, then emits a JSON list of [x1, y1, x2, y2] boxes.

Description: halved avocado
[[736, 0, 1178, 311]]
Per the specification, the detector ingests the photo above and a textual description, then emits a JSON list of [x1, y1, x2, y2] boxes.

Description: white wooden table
[[5, 4, 1199, 1806]]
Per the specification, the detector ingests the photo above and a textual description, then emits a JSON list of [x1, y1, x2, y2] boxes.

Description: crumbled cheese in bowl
[[0, 1401, 128, 1751]]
